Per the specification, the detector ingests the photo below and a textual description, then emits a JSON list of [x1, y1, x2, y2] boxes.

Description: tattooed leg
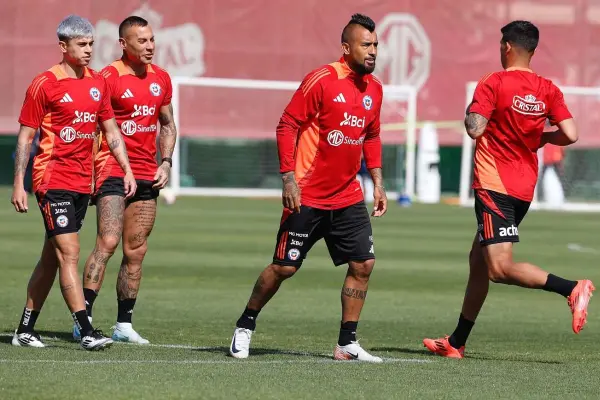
[[51, 232, 85, 313], [82, 195, 125, 292], [341, 260, 375, 322], [246, 264, 298, 311], [117, 199, 157, 301]]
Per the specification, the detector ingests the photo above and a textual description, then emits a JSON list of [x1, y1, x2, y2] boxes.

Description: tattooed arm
[[11, 125, 37, 212], [153, 104, 178, 189], [464, 110, 489, 140], [100, 118, 137, 198], [281, 171, 301, 213], [369, 167, 387, 217]]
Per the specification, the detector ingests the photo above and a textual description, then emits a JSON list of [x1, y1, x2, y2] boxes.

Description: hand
[[123, 172, 137, 200], [371, 185, 387, 217], [539, 132, 550, 149], [282, 172, 301, 213], [11, 184, 28, 213], [153, 162, 170, 189]]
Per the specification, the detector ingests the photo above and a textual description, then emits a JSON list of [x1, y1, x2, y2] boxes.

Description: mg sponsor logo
[[121, 120, 158, 136], [340, 112, 366, 128], [59, 127, 95, 143], [72, 111, 96, 124], [327, 130, 365, 147], [375, 13, 431, 91], [92, 3, 206, 77], [511, 94, 546, 116], [131, 104, 156, 117]]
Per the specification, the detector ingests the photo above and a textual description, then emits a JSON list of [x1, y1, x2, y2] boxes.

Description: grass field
[[0, 187, 599, 399]]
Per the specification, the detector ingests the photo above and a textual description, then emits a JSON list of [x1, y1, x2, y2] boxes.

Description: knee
[[349, 259, 375, 280], [487, 260, 511, 283], [124, 241, 148, 264], [267, 264, 297, 281], [97, 235, 120, 255], [55, 242, 80, 266]]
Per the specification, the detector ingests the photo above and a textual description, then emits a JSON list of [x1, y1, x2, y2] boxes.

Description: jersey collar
[[48, 64, 93, 80], [338, 57, 371, 83], [505, 67, 533, 73]]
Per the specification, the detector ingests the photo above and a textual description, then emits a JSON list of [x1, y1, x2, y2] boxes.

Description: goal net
[[460, 81, 600, 212], [167, 77, 417, 200]]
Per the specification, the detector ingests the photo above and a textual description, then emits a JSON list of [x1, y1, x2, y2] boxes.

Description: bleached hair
[[56, 15, 94, 42]]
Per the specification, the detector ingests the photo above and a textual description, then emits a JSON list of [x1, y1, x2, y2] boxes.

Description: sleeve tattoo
[[465, 113, 489, 137], [14, 142, 31, 179], [368, 167, 383, 186], [158, 104, 177, 159]]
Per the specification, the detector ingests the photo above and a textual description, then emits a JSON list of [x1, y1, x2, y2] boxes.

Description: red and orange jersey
[[94, 60, 172, 187], [277, 57, 383, 210], [18, 65, 114, 195], [469, 69, 572, 202]]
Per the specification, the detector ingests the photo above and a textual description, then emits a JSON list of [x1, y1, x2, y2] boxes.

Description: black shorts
[[273, 201, 375, 267], [474, 189, 531, 246], [36, 190, 90, 239], [93, 176, 159, 205]]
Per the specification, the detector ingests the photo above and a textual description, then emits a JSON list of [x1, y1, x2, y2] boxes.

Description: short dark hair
[[501, 20, 539, 52], [119, 16, 148, 38], [341, 13, 376, 43]]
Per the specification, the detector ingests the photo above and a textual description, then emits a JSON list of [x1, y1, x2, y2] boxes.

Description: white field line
[[0, 333, 432, 364]]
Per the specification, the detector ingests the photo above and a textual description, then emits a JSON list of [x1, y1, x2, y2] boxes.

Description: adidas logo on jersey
[[333, 93, 346, 103], [59, 93, 73, 103], [121, 89, 134, 99]]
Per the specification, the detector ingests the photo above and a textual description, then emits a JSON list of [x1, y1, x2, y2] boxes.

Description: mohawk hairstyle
[[119, 15, 149, 38], [341, 13, 376, 43]]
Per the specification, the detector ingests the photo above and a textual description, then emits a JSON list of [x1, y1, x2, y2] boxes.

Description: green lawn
[[0, 187, 599, 399]]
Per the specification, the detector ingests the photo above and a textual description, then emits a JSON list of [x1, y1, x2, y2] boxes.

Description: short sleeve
[[161, 71, 172, 107], [18, 76, 49, 129], [547, 85, 572, 125], [468, 73, 499, 120], [97, 77, 115, 123]]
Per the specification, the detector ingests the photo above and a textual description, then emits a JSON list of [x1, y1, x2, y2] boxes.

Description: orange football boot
[[423, 335, 464, 359], [568, 279, 595, 334]]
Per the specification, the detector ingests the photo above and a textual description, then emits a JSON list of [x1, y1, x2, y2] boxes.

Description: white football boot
[[229, 327, 253, 359], [12, 330, 45, 348], [72, 316, 92, 341], [111, 322, 150, 344], [80, 329, 113, 351], [333, 341, 383, 363]]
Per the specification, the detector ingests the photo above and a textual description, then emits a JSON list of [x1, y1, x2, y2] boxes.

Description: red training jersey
[[94, 60, 172, 186], [469, 68, 572, 202], [277, 57, 383, 210], [18, 65, 114, 195]]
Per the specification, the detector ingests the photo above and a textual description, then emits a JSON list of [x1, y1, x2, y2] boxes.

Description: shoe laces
[[90, 329, 106, 339]]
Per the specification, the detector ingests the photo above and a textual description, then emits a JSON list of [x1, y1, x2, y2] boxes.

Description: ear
[[505, 42, 512, 54], [119, 37, 126, 51], [58, 41, 68, 54], [341, 42, 350, 55]]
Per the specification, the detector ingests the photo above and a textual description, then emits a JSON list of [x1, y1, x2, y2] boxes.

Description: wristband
[[161, 157, 173, 167]]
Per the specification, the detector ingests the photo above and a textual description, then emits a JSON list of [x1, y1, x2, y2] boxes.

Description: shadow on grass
[[195, 345, 332, 360]]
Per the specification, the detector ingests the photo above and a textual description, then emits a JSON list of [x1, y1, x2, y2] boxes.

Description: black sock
[[72, 310, 93, 336], [449, 314, 474, 349], [338, 321, 358, 346], [117, 298, 136, 323], [16, 308, 40, 334], [83, 289, 98, 318], [236, 307, 260, 331], [543, 274, 578, 298]]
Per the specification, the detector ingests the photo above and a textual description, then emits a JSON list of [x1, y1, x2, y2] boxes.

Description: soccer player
[[229, 14, 386, 362], [10, 15, 137, 350], [423, 21, 594, 359], [72, 16, 176, 344]]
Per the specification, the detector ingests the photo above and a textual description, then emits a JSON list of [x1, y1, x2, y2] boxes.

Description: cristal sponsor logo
[[289, 232, 308, 238], [290, 239, 303, 246], [72, 111, 97, 124], [131, 104, 156, 117], [121, 120, 158, 136], [499, 225, 519, 237], [340, 112, 366, 128], [59, 127, 96, 143], [327, 130, 365, 147], [512, 94, 546, 116]]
